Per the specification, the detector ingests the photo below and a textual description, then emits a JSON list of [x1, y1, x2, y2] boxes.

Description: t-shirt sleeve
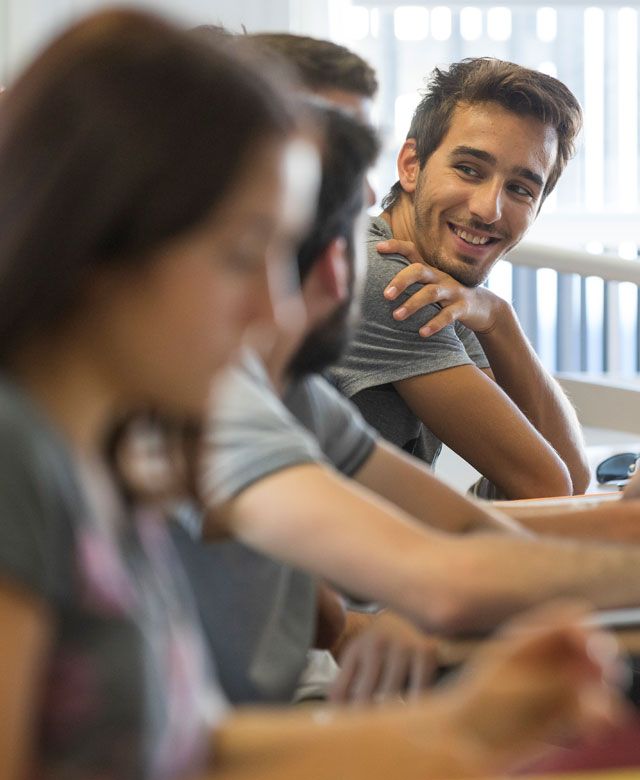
[[330, 248, 481, 398], [0, 409, 76, 603], [285, 376, 378, 477], [201, 364, 327, 506], [455, 321, 490, 369]]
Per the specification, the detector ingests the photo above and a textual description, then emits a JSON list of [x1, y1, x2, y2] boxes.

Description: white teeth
[[453, 226, 490, 245]]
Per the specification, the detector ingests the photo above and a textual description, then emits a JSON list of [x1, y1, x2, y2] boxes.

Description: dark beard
[[422, 246, 489, 288], [414, 191, 499, 287], [286, 300, 353, 380]]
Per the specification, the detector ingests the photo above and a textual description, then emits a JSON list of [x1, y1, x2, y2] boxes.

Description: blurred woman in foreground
[[0, 8, 624, 780]]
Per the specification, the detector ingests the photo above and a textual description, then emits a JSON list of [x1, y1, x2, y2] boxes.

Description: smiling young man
[[329, 58, 591, 500]]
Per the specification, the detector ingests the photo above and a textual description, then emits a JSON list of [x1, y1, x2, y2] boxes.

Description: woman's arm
[[210, 604, 623, 780], [0, 580, 52, 780]]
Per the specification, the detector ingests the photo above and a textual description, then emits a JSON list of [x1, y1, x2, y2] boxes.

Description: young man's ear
[[302, 237, 350, 321], [318, 237, 349, 302], [397, 139, 420, 195]]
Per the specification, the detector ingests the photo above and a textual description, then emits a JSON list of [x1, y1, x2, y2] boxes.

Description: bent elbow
[[535, 467, 573, 499], [507, 461, 573, 500], [570, 460, 592, 496]]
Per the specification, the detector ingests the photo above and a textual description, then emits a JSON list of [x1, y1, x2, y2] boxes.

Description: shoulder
[[365, 217, 412, 286], [202, 359, 326, 505], [0, 377, 75, 493], [0, 377, 79, 599], [287, 375, 378, 477], [213, 352, 291, 431], [290, 373, 353, 415], [288, 374, 372, 436]]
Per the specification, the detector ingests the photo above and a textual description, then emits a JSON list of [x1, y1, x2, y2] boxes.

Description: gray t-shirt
[[329, 215, 490, 465], [173, 350, 377, 704], [0, 376, 225, 780]]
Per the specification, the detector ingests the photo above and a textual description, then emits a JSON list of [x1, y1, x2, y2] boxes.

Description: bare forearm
[[212, 611, 618, 780], [223, 467, 640, 636], [226, 466, 463, 629], [212, 702, 499, 780], [441, 531, 640, 634], [519, 500, 640, 541], [396, 368, 573, 500], [477, 302, 590, 494]]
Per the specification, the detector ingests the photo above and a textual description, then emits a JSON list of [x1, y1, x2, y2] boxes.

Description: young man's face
[[409, 101, 558, 287]]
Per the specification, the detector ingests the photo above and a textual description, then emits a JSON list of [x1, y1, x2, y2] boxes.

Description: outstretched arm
[[211, 603, 623, 780], [213, 462, 640, 635], [381, 241, 590, 494], [0, 582, 53, 780], [505, 497, 640, 542]]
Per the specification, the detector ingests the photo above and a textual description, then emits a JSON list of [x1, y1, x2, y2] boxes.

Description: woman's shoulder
[[0, 376, 74, 483]]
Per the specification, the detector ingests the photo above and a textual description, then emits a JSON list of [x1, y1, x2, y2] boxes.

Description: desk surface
[[515, 771, 640, 780]]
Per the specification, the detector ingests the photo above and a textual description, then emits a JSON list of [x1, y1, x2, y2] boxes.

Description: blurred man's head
[[247, 32, 377, 120], [383, 58, 582, 287], [286, 107, 379, 380], [245, 33, 378, 207]]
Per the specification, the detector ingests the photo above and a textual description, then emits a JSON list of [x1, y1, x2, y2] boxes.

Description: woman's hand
[[442, 600, 628, 765]]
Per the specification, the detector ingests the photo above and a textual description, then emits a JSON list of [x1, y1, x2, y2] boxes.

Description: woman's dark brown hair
[[0, 9, 297, 361]]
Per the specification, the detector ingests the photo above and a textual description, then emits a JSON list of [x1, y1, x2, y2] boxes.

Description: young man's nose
[[468, 180, 503, 225]]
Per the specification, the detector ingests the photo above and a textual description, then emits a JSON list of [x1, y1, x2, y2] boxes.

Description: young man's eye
[[455, 164, 480, 177], [509, 183, 535, 199]]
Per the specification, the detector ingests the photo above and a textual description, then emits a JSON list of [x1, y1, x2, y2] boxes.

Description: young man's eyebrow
[[449, 145, 496, 165], [450, 146, 545, 190], [513, 166, 545, 190]]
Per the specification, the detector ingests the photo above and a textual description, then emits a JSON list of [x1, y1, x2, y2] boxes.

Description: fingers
[[382, 262, 439, 301], [329, 640, 385, 704], [330, 641, 437, 705], [330, 610, 440, 704], [406, 646, 438, 701], [391, 284, 446, 321], [446, 604, 628, 761], [418, 306, 459, 338], [376, 643, 410, 700], [497, 602, 625, 688]]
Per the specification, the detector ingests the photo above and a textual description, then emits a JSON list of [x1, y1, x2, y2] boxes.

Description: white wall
[[0, 0, 308, 82]]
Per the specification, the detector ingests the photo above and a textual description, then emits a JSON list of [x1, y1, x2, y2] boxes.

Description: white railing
[[510, 244, 640, 285], [492, 242, 640, 376], [505, 242, 640, 434]]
